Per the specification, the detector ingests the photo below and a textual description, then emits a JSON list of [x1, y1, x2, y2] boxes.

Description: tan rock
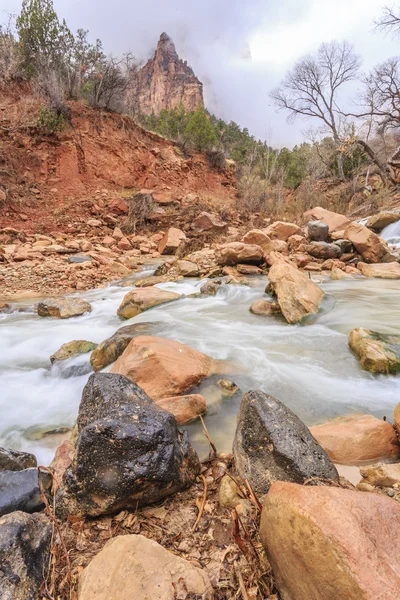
[[359, 262, 400, 279], [268, 262, 324, 324], [111, 336, 214, 400], [265, 250, 292, 266], [265, 221, 301, 241], [395, 403, 400, 435], [117, 237, 132, 251], [287, 234, 308, 251], [78, 534, 212, 600], [236, 264, 263, 275], [349, 327, 400, 374], [87, 219, 102, 227], [250, 299, 281, 316], [304, 206, 351, 233], [344, 222, 387, 263], [367, 211, 400, 230], [156, 394, 206, 424], [192, 211, 227, 232], [117, 288, 181, 319], [260, 481, 400, 600], [176, 260, 200, 277], [310, 414, 400, 464], [219, 475, 243, 508], [112, 227, 124, 240], [330, 267, 351, 280], [242, 229, 272, 253], [158, 227, 186, 255], [215, 242, 264, 266], [50, 340, 97, 363], [50, 440, 74, 490], [360, 463, 400, 487], [37, 298, 92, 319]]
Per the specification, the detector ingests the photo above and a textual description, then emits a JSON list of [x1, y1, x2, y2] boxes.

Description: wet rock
[[158, 227, 186, 255], [310, 414, 400, 464], [50, 340, 97, 363], [50, 440, 74, 488], [344, 222, 388, 263], [37, 297, 92, 319], [215, 242, 264, 266], [134, 274, 177, 287], [156, 394, 207, 424], [304, 206, 351, 233], [176, 260, 200, 277], [78, 534, 212, 600], [200, 280, 222, 296], [267, 262, 324, 324], [0, 448, 37, 472], [0, 468, 51, 517], [360, 463, 400, 487], [265, 221, 301, 241], [359, 262, 400, 279], [0, 511, 52, 600], [57, 373, 200, 517], [191, 211, 227, 232], [250, 299, 281, 316], [217, 379, 239, 395], [90, 323, 161, 371], [117, 287, 181, 319], [349, 328, 400, 374], [59, 363, 93, 379], [111, 336, 214, 400], [233, 391, 338, 495], [307, 220, 329, 242], [330, 267, 351, 280], [307, 241, 342, 259], [260, 481, 400, 600], [0, 302, 11, 313], [367, 211, 400, 230], [395, 402, 400, 435]]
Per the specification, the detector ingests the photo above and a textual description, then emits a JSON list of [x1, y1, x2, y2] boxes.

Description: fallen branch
[[192, 474, 207, 532], [245, 479, 262, 513], [199, 415, 217, 460]]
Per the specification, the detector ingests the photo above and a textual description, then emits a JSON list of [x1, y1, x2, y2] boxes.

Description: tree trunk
[[356, 139, 396, 184], [337, 152, 345, 181]]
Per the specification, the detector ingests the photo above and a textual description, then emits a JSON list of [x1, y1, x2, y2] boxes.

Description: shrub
[[125, 192, 155, 233], [206, 148, 226, 170], [36, 107, 65, 134]]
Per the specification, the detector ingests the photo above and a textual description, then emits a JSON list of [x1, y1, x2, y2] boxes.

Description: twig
[[199, 415, 217, 460], [192, 474, 207, 532], [235, 564, 249, 600], [245, 479, 263, 512], [231, 509, 249, 558]]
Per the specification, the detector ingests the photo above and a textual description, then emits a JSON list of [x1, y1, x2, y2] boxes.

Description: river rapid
[[1, 268, 400, 465]]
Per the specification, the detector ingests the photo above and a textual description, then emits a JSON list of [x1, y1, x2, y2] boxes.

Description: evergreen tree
[[184, 105, 217, 150]]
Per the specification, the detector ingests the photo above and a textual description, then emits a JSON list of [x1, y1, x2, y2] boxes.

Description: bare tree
[[270, 41, 361, 181], [376, 5, 400, 35]]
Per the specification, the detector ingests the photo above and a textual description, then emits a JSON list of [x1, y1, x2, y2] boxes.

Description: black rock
[[59, 362, 94, 379], [0, 511, 52, 600], [233, 391, 339, 495], [0, 448, 37, 472], [0, 469, 51, 517], [307, 241, 342, 259], [307, 220, 329, 242], [57, 373, 200, 517]]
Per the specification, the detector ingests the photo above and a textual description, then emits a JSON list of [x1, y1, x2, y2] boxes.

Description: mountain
[[135, 32, 204, 115]]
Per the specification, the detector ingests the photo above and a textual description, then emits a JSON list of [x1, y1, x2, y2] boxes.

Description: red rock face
[[136, 33, 204, 115]]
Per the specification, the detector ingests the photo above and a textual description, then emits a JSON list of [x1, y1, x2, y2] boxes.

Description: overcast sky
[[2, 0, 400, 146]]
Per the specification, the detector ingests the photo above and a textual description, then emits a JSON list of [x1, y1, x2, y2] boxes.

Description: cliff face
[[136, 33, 204, 115]]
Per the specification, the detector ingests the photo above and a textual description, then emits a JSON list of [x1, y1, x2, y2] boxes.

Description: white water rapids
[[1, 268, 400, 465], [381, 219, 400, 248]]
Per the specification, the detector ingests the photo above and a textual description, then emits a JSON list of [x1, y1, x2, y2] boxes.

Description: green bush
[[36, 107, 65, 134]]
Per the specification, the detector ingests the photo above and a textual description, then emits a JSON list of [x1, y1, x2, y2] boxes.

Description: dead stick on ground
[[235, 563, 249, 600], [245, 479, 263, 512], [199, 415, 217, 459], [192, 474, 207, 532]]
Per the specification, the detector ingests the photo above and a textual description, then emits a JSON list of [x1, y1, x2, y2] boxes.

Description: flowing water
[[1, 268, 400, 465], [381, 219, 400, 248]]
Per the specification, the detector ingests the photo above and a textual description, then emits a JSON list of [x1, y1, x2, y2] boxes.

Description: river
[[1, 268, 400, 465]]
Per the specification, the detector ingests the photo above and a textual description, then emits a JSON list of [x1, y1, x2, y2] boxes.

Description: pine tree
[[184, 105, 217, 151]]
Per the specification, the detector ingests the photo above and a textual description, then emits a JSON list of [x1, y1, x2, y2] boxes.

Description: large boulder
[[267, 262, 324, 324], [242, 229, 273, 253], [117, 287, 181, 319], [367, 211, 400, 230], [50, 340, 97, 363], [310, 414, 400, 464], [349, 328, 400, 374], [265, 221, 301, 241], [78, 534, 212, 600], [344, 222, 387, 263], [90, 323, 161, 371], [37, 297, 92, 319], [304, 206, 351, 233], [307, 241, 342, 259], [359, 262, 400, 279], [156, 394, 207, 424], [176, 260, 200, 277], [307, 220, 329, 242], [0, 448, 36, 472], [215, 242, 264, 266], [233, 391, 338, 495], [0, 511, 52, 600], [158, 228, 186, 255], [0, 469, 51, 517], [260, 482, 400, 600], [57, 373, 200, 517], [191, 211, 227, 232], [111, 336, 214, 400]]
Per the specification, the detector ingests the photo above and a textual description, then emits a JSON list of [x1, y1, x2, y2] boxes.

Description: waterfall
[[381, 220, 400, 248]]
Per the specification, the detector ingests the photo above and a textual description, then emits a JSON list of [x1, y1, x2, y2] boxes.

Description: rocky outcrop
[[359, 262, 400, 279], [233, 391, 338, 494], [267, 262, 324, 324], [215, 242, 264, 266], [310, 414, 400, 464], [50, 340, 97, 363], [110, 336, 214, 400], [349, 328, 400, 374], [78, 534, 212, 600], [0, 511, 52, 600], [135, 33, 204, 116], [260, 481, 400, 600], [156, 394, 206, 424], [57, 373, 200, 517], [37, 297, 92, 319], [117, 287, 182, 319]]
